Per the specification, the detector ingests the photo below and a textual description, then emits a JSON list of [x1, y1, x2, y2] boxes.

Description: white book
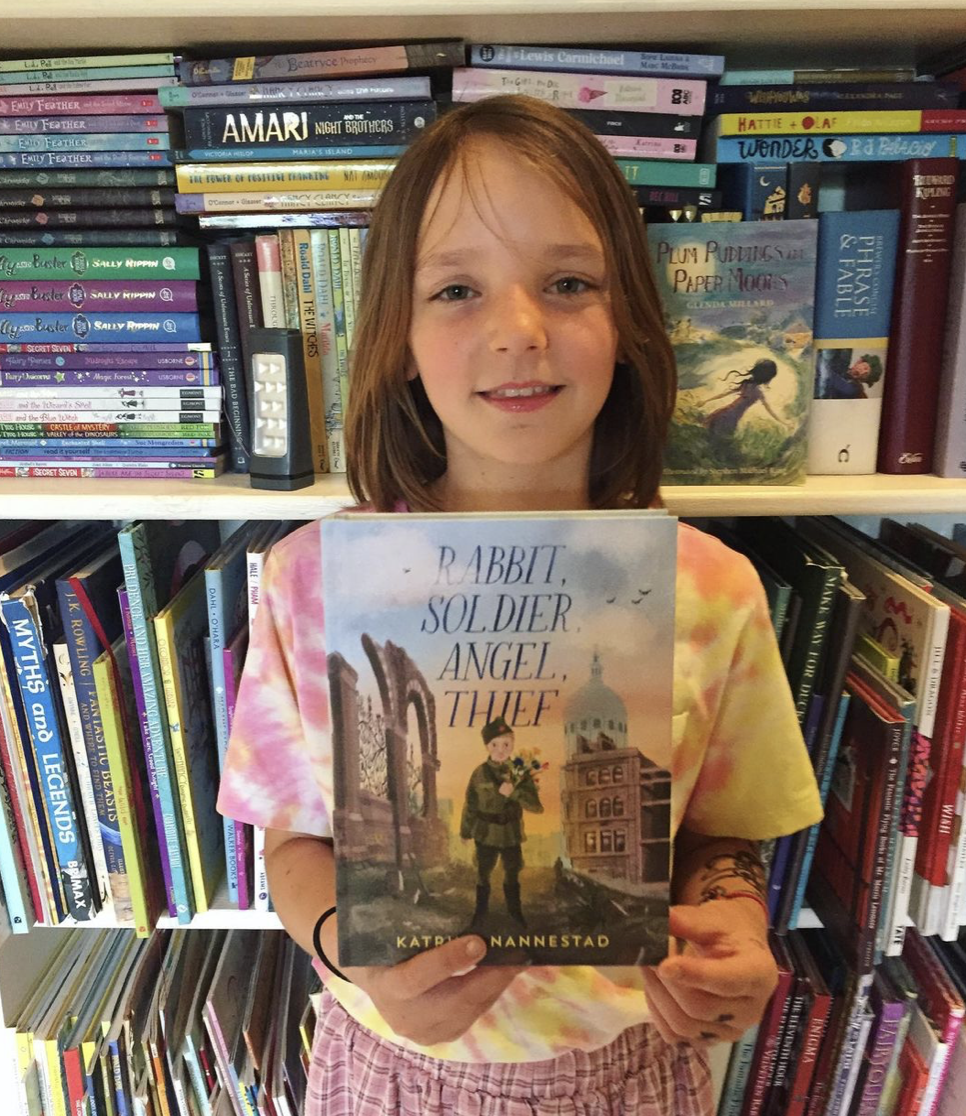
[[52, 640, 114, 923], [932, 203, 966, 479], [908, 1001, 949, 1116]]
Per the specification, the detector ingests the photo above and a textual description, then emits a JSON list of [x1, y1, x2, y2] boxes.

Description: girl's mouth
[[478, 383, 563, 411]]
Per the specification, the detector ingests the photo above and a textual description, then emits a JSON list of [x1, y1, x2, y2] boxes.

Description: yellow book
[[92, 639, 156, 937], [153, 569, 223, 914], [714, 109, 924, 136], [175, 158, 396, 193], [855, 631, 901, 683], [292, 227, 329, 475]]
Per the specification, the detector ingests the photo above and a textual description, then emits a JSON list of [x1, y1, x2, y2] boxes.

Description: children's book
[[321, 510, 677, 967], [647, 219, 819, 484]]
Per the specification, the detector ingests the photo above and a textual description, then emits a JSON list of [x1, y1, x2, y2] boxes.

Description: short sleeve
[[673, 525, 824, 842], [217, 522, 333, 838]]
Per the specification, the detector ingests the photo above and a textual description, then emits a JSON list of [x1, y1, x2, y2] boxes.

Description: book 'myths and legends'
[[321, 511, 677, 967], [648, 220, 819, 484]]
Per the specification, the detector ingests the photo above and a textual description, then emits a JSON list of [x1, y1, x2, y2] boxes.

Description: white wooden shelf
[[40, 878, 283, 932], [4, 472, 966, 520], [4, 1, 966, 59]]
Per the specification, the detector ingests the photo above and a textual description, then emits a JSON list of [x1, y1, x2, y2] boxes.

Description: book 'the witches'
[[321, 510, 676, 967]]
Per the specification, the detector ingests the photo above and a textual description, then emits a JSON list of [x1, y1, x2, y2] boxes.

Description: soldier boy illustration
[[460, 715, 544, 929]]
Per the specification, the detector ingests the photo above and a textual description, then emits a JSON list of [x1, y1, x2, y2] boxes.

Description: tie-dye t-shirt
[[217, 517, 822, 1064]]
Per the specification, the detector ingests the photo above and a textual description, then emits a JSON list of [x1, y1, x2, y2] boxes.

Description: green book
[[0, 246, 199, 281]]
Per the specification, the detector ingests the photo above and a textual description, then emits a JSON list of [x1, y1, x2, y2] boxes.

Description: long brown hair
[[345, 94, 677, 512]]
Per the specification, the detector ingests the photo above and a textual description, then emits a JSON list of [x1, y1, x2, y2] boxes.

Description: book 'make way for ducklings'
[[321, 510, 676, 967]]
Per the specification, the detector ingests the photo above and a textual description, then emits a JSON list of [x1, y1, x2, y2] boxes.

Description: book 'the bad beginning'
[[321, 510, 677, 967]]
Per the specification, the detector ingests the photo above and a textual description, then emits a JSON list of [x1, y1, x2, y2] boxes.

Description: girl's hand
[[345, 936, 525, 1046], [642, 901, 777, 1046]]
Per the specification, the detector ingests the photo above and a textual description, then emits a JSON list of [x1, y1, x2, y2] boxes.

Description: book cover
[[743, 933, 797, 1116], [647, 220, 818, 484], [716, 163, 787, 220], [807, 209, 900, 475], [711, 109, 966, 135], [322, 510, 676, 967], [783, 930, 834, 1116], [877, 158, 960, 473]]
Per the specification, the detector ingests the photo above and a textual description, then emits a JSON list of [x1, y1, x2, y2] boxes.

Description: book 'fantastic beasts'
[[648, 219, 819, 484], [321, 510, 676, 966]]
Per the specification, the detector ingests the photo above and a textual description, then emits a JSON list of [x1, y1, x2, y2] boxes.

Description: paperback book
[[647, 219, 819, 484], [322, 510, 676, 967]]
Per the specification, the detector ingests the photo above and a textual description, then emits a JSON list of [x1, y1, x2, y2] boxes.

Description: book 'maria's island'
[[321, 510, 677, 967]]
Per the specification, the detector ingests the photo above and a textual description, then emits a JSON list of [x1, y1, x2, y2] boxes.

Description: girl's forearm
[[264, 831, 339, 961], [672, 828, 767, 912]]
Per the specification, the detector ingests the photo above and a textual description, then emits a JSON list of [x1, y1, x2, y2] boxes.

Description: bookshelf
[[0, 3, 962, 1106]]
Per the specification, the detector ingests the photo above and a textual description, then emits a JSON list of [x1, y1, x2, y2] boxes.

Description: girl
[[701, 358, 789, 437], [218, 94, 823, 1116]]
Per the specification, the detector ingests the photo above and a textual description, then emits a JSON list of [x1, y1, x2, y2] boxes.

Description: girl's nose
[[488, 286, 548, 354]]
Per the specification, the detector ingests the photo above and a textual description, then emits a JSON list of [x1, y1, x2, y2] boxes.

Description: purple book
[[118, 583, 176, 916], [0, 114, 168, 134], [0, 351, 215, 371], [223, 620, 250, 910], [0, 280, 197, 313], [0, 368, 220, 387], [851, 970, 908, 1116]]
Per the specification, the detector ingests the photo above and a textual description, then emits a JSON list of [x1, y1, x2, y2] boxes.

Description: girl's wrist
[[697, 888, 770, 924]]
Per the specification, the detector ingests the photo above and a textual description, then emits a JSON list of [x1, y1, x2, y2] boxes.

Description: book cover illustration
[[648, 219, 819, 484], [321, 511, 676, 967]]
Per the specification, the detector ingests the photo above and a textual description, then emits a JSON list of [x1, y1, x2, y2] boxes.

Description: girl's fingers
[[364, 935, 488, 1001], [659, 949, 777, 999], [643, 968, 750, 1042]]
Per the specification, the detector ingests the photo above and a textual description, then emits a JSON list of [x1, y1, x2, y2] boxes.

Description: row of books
[[2, 927, 318, 1116], [0, 516, 301, 935], [718, 925, 966, 1116]]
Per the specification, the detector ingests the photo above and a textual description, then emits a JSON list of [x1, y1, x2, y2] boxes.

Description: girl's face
[[408, 137, 619, 508]]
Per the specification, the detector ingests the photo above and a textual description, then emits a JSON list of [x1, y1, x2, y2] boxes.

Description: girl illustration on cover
[[700, 358, 789, 437]]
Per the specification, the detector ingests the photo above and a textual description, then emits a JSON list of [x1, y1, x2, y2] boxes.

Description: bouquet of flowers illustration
[[506, 747, 550, 787]]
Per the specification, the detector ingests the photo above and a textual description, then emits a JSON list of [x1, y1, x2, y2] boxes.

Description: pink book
[[595, 134, 697, 160], [452, 67, 707, 115], [0, 92, 163, 115], [254, 234, 283, 328]]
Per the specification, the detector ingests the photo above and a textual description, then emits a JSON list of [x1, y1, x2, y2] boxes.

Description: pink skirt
[[305, 990, 714, 1116]]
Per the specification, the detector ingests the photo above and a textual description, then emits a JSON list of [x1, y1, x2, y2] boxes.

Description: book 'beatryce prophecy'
[[649, 219, 819, 484], [321, 511, 677, 967]]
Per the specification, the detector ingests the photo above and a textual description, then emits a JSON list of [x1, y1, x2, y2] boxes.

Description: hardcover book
[[647, 220, 819, 484], [322, 510, 676, 967], [807, 209, 900, 475]]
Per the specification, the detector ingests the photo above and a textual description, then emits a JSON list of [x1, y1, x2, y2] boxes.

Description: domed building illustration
[[561, 651, 671, 893]]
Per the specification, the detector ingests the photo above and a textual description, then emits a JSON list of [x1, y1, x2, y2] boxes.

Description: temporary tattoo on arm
[[696, 847, 766, 904]]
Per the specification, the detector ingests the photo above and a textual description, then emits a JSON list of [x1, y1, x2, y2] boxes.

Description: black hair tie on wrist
[[312, 906, 353, 983]]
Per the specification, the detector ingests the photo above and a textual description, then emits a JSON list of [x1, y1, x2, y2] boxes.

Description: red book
[[895, 1037, 931, 1116], [784, 932, 834, 1116], [877, 157, 960, 473], [741, 933, 796, 1116]]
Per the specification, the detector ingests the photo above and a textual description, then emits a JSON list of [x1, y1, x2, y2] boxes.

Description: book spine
[[786, 987, 833, 1116], [292, 228, 328, 474], [204, 569, 238, 906], [0, 133, 169, 153], [0, 65, 173, 85], [719, 1025, 760, 1116], [785, 162, 821, 219], [452, 67, 708, 115], [254, 233, 284, 327], [339, 227, 355, 350], [174, 142, 406, 162], [0, 351, 214, 371], [742, 957, 794, 1116], [717, 163, 788, 219], [0, 229, 185, 248], [0, 422, 218, 436], [933, 203, 966, 478], [182, 101, 434, 150], [328, 228, 350, 417], [51, 640, 113, 920], [855, 1000, 907, 1115], [0, 464, 220, 479], [206, 243, 251, 474], [0, 718, 32, 931], [594, 134, 698, 160], [175, 158, 395, 193], [0, 166, 173, 187], [180, 41, 464, 85], [118, 585, 173, 919], [246, 545, 270, 912], [0, 593, 95, 920], [174, 188, 378, 213], [0, 312, 201, 344], [878, 159, 960, 472], [0, 386, 219, 403], [227, 238, 262, 401], [116, 529, 192, 921], [0, 78, 176, 97], [223, 637, 250, 912], [616, 158, 716, 188], [764, 976, 807, 1112], [0, 93, 164, 116], [153, 608, 208, 913], [567, 108, 702, 138], [0, 278, 195, 311], [708, 82, 960, 112], [0, 150, 171, 169], [887, 728, 931, 954], [198, 211, 369, 231], [715, 109, 926, 135], [711, 134, 966, 163], [470, 43, 724, 78], [160, 75, 431, 107], [0, 113, 166, 135], [0, 246, 200, 280], [0, 408, 220, 423], [276, 228, 301, 330], [633, 185, 721, 208]]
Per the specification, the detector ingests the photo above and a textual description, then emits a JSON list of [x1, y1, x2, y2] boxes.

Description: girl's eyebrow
[[417, 242, 605, 272]]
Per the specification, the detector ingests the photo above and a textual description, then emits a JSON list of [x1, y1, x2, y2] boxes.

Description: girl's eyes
[[429, 276, 595, 302]]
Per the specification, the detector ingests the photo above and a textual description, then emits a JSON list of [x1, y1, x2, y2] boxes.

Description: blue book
[[717, 162, 788, 219], [204, 522, 258, 907], [0, 151, 172, 168], [711, 132, 966, 164], [117, 519, 221, 923], [174, 143, 407, 162], [55, 543, 129, 921], [808, 208, 900, 475], [0, 313, 202, 345], [717, 1023, 760, 1116], [468, 43, 724, 78], [0, 133, 170, 153], [0, 528, 114, 922]]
